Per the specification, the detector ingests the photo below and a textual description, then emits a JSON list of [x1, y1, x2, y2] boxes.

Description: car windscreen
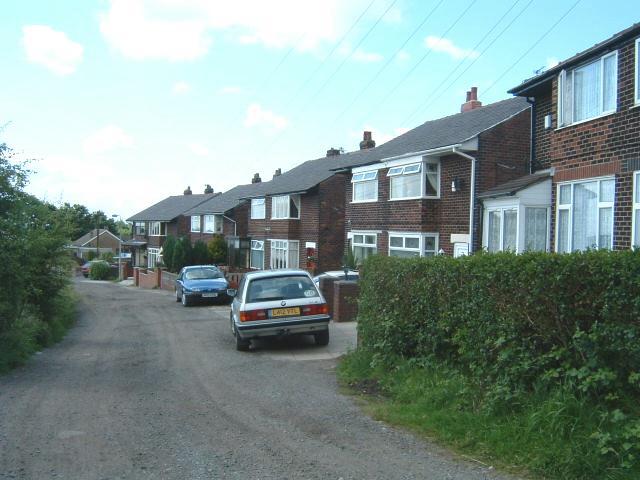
[[184, 267, 224, 280], [246, 275, 320, 302]]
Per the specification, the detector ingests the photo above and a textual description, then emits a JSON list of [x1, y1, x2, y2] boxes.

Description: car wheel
[[314, 329, 330, 346], [176, 289, 181, 302], [235, 328, 250, 351], [181, 293, 190, 307]]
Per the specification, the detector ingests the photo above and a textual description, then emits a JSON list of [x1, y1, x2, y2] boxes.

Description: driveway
[[0, 278, 516, 479]]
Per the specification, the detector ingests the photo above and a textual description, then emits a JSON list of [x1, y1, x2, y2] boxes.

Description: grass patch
[[0, 286, 77, 373], [338, 349, 640, 480]]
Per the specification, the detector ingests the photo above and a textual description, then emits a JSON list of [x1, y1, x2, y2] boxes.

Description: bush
[[208, 235, 227, 265], [192, 240, 211, 265], [172, 237, 192, 271], [162, 235, 177, 271], [89, 261, 112, 280]]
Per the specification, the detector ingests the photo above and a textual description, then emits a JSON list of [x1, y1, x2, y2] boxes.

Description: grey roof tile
[[184, 182, 272, 215], [127, 193, 218, 222], [478, 171, 551, 199]]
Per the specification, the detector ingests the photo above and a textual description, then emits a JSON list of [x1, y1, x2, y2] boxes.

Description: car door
[[176, 268, 185, 296], [231, 276, 246, 325]]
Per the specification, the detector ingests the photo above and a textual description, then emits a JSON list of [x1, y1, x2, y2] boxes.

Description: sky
[[1, 0, 635, 219]]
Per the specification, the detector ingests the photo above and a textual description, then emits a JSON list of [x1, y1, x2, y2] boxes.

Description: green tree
[[192, 240, 211, 265], [162, 235, 177, 271], [172, 237, 193, 271], [207, 235, 228, 265]]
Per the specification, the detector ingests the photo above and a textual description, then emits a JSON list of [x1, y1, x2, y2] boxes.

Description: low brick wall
[[319, 276, 338, 317], [161, 271, 177, 292], [333, 280, 359, 323], [226, 272, 245, 289], [136, 267, 161, 289]]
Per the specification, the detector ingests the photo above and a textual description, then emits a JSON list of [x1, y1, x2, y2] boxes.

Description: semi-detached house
[[507, 23, 640, 252]]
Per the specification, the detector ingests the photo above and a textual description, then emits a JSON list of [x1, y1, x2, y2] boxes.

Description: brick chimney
[[183, 186, 192, 195], [461, 86, 482, 113], [359, 131, 375, 150], [326, 148, 341, 157], [252, 173, 262, 184], [204, 184, 214, 194], [273, 168, 282, 179]]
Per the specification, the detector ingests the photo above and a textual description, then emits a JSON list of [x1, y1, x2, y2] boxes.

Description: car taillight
[[301, 304, 329, 316], [239, 309, 268, 322]]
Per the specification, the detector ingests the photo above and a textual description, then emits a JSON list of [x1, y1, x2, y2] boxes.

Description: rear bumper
[[236, 316, 330, 339]]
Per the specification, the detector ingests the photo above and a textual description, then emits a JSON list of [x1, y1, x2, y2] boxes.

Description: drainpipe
[[526, 97, 536, 174], [453, 148, 477, 254], [223, 215, 237, 237]]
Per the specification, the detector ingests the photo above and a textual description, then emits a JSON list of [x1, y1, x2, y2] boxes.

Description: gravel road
[[0, 278, 518, 480]]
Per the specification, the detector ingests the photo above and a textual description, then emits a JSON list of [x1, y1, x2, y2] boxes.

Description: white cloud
[[352, 49, 383, 63], [244, 103, 288, 131], [187, 142, 209, 156], [219, 86, 242, 95], [424, 36, 479, 60], [397, 50, 410, 62], [173, 81, 191, 94], [22, 25, 83, 75], [83, 126, 133, 155]]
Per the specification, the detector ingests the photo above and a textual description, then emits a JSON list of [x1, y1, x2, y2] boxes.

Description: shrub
[[89, 261, 111, 280], [162, 235, 177, 271], [208, 235, 227, 265], [172, 237, 192, 271], [192, 240, 211, 265]]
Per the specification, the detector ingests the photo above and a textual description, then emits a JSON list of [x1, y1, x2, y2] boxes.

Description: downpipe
[[453, 147, 477, 254]]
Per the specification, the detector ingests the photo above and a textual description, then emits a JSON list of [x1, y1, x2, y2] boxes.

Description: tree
[[162, 236, 177, 271], [172, 237, 193, 271], [192, 240, 211, 265], [207, 235, 228, 265]]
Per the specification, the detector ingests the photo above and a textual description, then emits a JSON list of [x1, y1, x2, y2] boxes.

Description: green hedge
[[358, 250, 640, 405]]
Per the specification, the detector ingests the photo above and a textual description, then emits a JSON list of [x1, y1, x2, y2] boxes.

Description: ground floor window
[[148, 248, 161, 268], [524, 207, 548, 251], [487, 208, 518, 252], [351, 232, 377, 263], [250, 240, 264, 269], [634, 171, 640, 248], [387, 232, 439, 258], [556, 177, 614, 252], [270, 239, 299, 269]]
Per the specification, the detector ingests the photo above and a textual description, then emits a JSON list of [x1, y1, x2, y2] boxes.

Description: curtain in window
[[635, 210, 640, 248], [391, 174, 421, 198], [287, 241, 299, 268], [572, 181, 598, 250], [603, 54, 617, 112], [503, 210, 518, 251], [574, 62, 600, 122], [487, 211, 501, 252], [425, 164, 438, 196], [598, 207, 613, 249], [524, 207, 547, 251], [557, 209, 570, 253]]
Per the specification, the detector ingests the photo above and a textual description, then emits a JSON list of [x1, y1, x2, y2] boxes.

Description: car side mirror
[[227, 288, 237, 297]]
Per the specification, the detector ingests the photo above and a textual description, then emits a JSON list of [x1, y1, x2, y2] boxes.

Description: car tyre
[[314, 328, 330, 346], [181, 293, 190, 307], [176, 289, 181, 302], [235, 328, 250, 351]]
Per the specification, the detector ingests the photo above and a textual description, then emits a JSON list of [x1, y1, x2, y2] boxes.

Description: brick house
[[125, 186, 218, 268], [343, 93, 531, 260], [69, 228, 123, 259], [508, 23, 640, 252]]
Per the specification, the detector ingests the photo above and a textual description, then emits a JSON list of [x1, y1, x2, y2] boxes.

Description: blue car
[[175, 265, 229, 307]]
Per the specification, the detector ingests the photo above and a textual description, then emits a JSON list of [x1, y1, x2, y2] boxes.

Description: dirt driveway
[[0, 279, 516, 479]]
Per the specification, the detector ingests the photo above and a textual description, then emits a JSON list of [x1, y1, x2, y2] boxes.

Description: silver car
[[228, 269, 331, 351]]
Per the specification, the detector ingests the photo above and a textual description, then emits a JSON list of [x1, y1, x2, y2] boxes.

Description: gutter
[[452, 147, 477, 254]]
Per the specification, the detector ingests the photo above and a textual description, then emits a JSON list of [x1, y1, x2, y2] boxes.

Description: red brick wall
[[530, 35, 640, 250]]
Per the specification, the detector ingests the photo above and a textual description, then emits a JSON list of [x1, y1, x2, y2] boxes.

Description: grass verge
[[0, 286, 77, 373], [338, 349, 640, 480]]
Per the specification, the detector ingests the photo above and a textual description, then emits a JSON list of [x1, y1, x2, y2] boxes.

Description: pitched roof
[[509, 23, 640, 96], [478, 171, 551, 199], [242, 97, 530, 198], [184, 182, 271, 215], [127, 193, 218, 222], [71, 228, 122, 246]]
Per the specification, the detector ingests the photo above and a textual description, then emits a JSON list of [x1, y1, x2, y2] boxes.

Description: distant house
[[508, 23, 640, 252], [126, 186, 218, 268], [69, 228, 122, 259], [343, 92, 532, 260]]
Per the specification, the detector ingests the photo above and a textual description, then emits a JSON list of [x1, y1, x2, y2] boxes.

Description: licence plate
[[271, 307, 300, 317], [202, 292, 218, 298]]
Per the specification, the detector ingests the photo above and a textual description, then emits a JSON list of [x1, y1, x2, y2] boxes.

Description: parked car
[[228, 269, 331, 351], [312, 269, 359, 287], [81, 260, 109, 278], [175, 265, 229, 306]]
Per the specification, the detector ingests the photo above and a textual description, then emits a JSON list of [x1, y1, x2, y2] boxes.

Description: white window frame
[[523, 206, 551, 252], [351, 170, 378, 203], [203, 214, 222, 234], [350, 231, 378, 263], [134, 222, 146, 235], [251, 198, 266, 219], [190, 215, 201, 233], [149, 221, 165, 236], [388, 232, 439, 258], [557, 51, 618, 128], [485, 207, 519, 253], [633, 171, 640, 248], [147, 248, 161, 268], [555, 176, 615, 253], [271, 195, 301, 220], [269, 239, 299, 269], [387, 159, 440, 201], [635, 39, 640, 105], [250, 240, 264, 269]]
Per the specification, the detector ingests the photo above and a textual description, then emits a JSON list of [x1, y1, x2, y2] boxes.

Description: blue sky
[[1, 0, 634, 218]]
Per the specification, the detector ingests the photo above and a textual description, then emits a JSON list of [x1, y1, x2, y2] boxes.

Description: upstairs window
[[352, 171, 378, 202], [203, 214, 222, 233], [149, 221, 165, 236], [558, 51, 617, 127], [190, 215, 201, 232], [134, 222, 146, 235], [251, 198, 265, 219], [388, 163, 422, 199], [271, 195, 300, 219]]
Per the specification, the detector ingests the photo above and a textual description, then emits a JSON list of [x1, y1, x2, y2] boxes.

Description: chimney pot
[[273, 168, 282, 179], [359, 131, 376, 150], [204, 184, 214, 194], [252, 173, 262, 184], [326, 147, 341, 157], [461, 86, 482, 113], [470, 86, 478, 101], [184, 186, 192, 195], [466, 91, 471, 102]]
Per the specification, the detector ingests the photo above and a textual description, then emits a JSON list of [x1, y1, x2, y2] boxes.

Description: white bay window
[[387, 159, 440, 200], [270, 239, 299, 269], [487, 208, 518, 253], [352, 171, 378, 202]]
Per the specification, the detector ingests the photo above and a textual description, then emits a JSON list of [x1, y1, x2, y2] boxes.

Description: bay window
[[251, 198, 265, 219], [558, 51, 617, 127], [556, 178, 614, 253], [352, 171, 378, 202], [388, 163, 422, 199], [524, 207, 548, 252], [250, 240, 264, 269], [270, 240, 299, 269], [190, 215, 201, 232], [633, 171, 640, 248], [271, 195, 300, 219], [486, 208, 518, 252], [351, 233, 377, 263]]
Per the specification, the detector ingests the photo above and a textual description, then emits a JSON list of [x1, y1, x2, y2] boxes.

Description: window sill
[[271, 217, 300, 221], [555, 110, 616, 131], [250, 217, 266, 220], [351, 199, 378, 204], [388, 196, 440, 201]]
